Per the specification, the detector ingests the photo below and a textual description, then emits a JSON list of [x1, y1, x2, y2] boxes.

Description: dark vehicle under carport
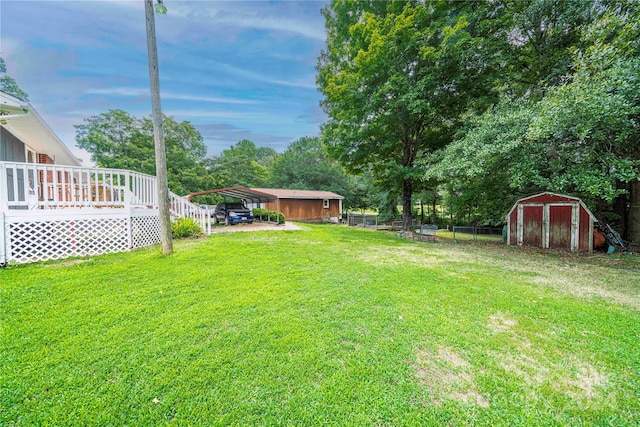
[[213, 202, 254, 225]]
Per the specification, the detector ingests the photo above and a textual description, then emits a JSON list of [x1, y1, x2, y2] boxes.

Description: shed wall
[[509, 209, 518, 244], [579, 208, 592, 251], [523, 193, 576, 204], [548, 205, 572, 250], [265, 198, 341, 221], [522, 205, 543, 247], [507, 193, 596, 252]]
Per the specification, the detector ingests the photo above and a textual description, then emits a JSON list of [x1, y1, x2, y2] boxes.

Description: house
[[506, 192, 597, 252], [1, 91, 79, 166], [252, 188, 344, 222], [1, 90, 206, 265]]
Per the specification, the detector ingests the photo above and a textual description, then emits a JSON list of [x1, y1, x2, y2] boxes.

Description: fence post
[[124, 170, 131, 208], [0, 162, 7, 212], [127, 215, 133, 250], [0, 213, 6, 265]]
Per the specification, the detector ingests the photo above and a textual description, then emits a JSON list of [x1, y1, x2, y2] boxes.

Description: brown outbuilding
[[253, 188, 343, 223], [506, 192, 598, 252], [187, 186, 344, 223]]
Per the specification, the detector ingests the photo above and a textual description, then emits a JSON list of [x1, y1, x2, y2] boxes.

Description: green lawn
[[2, 225, 639, 426]]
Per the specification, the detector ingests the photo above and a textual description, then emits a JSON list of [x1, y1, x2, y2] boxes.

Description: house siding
[[0, 127, 26, 162], [265, 198, 341, 221]]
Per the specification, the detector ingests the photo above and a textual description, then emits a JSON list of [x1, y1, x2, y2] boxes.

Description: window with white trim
[[323, 199, 329, 209]]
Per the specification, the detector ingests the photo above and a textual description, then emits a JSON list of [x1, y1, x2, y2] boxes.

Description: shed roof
[[251, 188, 344, 200], [1, 91, 80, 166]]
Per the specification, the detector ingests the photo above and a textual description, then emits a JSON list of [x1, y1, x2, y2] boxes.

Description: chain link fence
[[451, 226, 504, 242]]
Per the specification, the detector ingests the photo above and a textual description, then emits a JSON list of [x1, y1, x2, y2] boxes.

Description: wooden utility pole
[[144, 0, 173, 255]]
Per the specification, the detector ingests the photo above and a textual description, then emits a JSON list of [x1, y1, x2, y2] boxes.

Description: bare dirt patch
[[491, 349, 610, 404], [208, 222, 304, 234], [570, 363, 608, 399], [529, 275, 640, 310], [42, 259, 93, 268], [371, 239, 640, 310], [358, 244, 477, 268], [412, 346, 489, 407], [488, 312, 517, 333]]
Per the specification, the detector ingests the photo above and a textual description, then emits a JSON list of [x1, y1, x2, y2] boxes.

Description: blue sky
[[0, 0, 329, 164]]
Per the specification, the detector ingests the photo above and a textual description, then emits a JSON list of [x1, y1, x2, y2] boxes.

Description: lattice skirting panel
[[131, 215, 161, 249], [6, 217, 129, 264], [2, 210, 162, 265]]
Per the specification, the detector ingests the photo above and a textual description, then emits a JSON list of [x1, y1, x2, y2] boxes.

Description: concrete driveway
[[208, 222, 303, 233]]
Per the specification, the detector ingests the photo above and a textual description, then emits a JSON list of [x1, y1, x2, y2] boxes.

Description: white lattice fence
[[5, 212, 130, 264], [131, 214, 161, 249]]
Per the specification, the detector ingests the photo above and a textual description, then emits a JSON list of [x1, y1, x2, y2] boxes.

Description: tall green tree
[[483, 0, 597, 100], [270, 136, 371, 210], [209, 139, 270, 188], [75, 110, 217, 196], [525, 2, 640, 245], [0, 57, 29, 102], [318, 0, 494, 230], [270, 137, 346, 190], [429, 1, 640, 245]]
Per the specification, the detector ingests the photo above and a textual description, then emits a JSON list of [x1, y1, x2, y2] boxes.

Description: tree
[[481, 0, 597, 101], [270, 137, 345, 189], [208, 139, 271, 188], [425, 101, 538, 225], [75, 110, 218, 196], [318, 1, 494, 230], [525, 3, 640, 245], [429, 1, 640, 246], [342, 169, 377, 213], [0, 57, 29, 101]]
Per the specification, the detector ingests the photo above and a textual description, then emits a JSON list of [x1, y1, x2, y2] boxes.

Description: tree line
[[74, 110, 377, 209], [5, 0, 640, 246], [317, 0, 640, 247]]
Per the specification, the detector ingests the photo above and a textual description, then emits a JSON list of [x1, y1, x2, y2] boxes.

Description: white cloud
[[2, 0, 329, 156], [171, 1, 326, 42], [85, 88, 263, 104], [164, 110, 256, 120], [214, 62, 318, 89]]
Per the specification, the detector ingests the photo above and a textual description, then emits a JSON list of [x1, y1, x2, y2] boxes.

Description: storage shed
[[186, 186, 344, 223], [252, 188, 344, 222], [506, 192, 597, 252]]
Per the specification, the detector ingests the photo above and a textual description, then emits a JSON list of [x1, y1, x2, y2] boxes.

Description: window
[[323, 199, 329, 209]]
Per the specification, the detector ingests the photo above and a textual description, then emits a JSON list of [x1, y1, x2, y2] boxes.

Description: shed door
[[519, 205, 543, 247], [548, 205, 574, 250]]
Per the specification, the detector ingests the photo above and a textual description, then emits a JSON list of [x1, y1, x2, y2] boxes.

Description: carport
[[187, 186, 280, 224]]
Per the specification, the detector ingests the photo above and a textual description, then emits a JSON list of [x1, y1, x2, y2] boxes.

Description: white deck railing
[[1, 161, 213, 265], [0, 161, 158, 211], [169, 191, 211, 234]]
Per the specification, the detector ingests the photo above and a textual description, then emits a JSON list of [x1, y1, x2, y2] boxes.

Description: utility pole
[[144, 0, 173, 255]]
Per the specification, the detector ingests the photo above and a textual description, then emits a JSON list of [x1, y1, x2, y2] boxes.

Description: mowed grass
[[1, 225, 639, 426], [436, 230, 504, 243]]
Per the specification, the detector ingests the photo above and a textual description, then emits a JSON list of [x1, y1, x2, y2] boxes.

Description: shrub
[[171, 217, 203, 239], [253, 208, 286, 224]]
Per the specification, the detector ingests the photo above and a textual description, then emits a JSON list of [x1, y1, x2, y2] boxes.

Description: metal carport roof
[[187, 186, 281, 224], [186, 186, 278, 203]]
